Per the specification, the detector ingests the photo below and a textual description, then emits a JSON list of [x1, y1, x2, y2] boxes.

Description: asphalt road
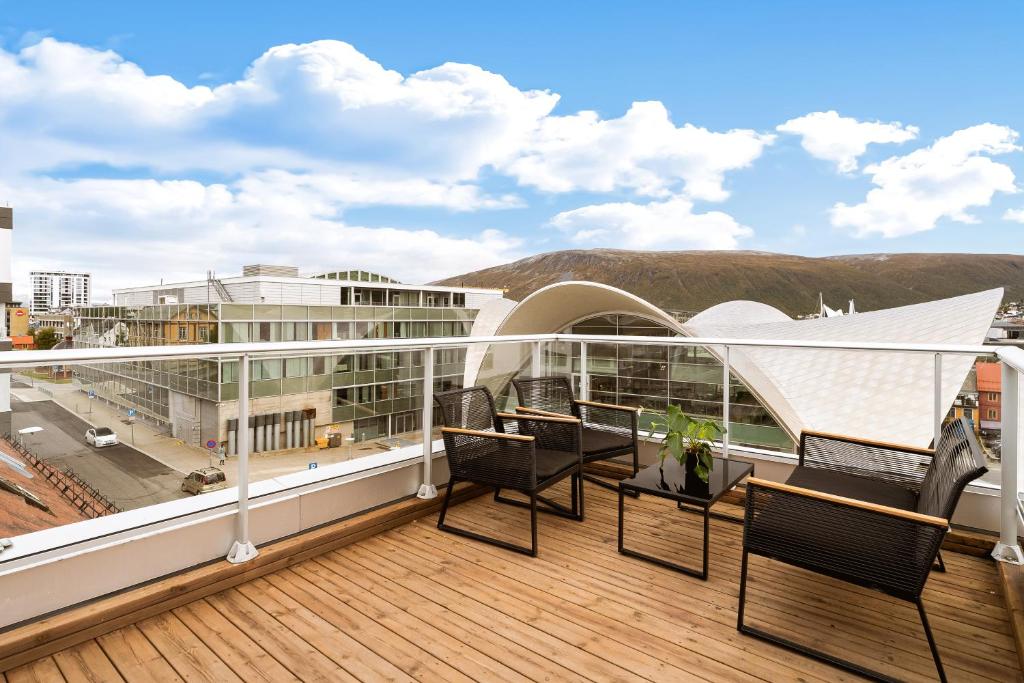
[[11, 396, 188, 510]]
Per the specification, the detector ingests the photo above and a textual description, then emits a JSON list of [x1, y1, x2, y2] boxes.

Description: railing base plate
[[417, 484, 438, 500], [226, 540, 258, 564], [992, 542, 1024, 565]]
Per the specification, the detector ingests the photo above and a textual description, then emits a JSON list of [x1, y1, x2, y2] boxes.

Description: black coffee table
[[618, 456, 753, 580]]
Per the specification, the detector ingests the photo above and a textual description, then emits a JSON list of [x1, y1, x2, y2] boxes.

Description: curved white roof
[[486, 281, 1002, 448]]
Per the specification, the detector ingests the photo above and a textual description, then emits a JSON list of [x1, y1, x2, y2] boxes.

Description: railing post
[[994, 361, 1024, 563], [580, 341, 590, 401], [933, 353, 943, 448], [226, 353, 258, 564], [417, 346, 437, 499], [722, 345, 730, 461], [531, 340, 542, 377]]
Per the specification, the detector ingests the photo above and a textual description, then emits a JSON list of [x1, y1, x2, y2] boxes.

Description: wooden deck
[[2, 481, 1019, 682]]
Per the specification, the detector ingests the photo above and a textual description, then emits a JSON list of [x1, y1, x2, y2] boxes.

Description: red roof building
[[976, 361, 1001, 430]]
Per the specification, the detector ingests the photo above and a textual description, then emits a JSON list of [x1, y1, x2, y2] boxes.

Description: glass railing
[[0, 333, 1020, 588]]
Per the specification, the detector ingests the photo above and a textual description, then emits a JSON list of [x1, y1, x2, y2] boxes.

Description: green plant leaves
[[648, 405, 722, 483]]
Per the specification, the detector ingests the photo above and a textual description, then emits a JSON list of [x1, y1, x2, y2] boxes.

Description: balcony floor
[[3, 480, 1019, 683]]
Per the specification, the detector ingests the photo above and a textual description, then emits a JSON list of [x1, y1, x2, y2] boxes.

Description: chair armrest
[[746, 478, 947, 527], [441, 427, 534, 442], [515, 406, 570, 418], [574, 399, 641, 413], [497, 412, 580, 423], [574, 400, 639, 438], [799, 431, 933, 492], [743, 477, 947, 599]]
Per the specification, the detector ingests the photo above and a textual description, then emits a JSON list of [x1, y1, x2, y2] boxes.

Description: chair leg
[[737, 549, 749, 630], [917, 599, 947, 683], [577, 468, 585, 520], [436, 477, 456, 529], [570, 473, 578, 516], [933, 550, 946, 573], [530, 492, 538, 557]]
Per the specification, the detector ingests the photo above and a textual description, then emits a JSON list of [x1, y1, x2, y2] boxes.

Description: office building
[[30, 270, 91, 314], [74, 266, 502, 449]]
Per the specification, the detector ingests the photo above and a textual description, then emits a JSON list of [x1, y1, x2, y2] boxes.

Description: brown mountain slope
[[435, 249, 1023, 316]]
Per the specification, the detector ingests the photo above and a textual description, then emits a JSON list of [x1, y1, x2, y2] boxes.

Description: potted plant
[[648, 405, 723, 485]]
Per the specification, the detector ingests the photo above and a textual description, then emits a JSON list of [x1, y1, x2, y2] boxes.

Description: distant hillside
[[435, 250, 1024, 316]]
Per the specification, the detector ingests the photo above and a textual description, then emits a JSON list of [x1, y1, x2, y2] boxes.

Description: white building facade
[[30, 270, 91, 314]]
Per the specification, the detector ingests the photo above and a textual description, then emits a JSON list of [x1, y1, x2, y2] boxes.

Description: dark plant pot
[[684, 451, 710, 493]]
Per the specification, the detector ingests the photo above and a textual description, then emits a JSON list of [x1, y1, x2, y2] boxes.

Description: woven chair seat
[[786, 467, 918, 511], [582, 427, 633, 457], [535, 449, 584, 480]]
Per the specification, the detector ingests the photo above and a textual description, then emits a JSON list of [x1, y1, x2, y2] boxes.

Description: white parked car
[[85, 427, 119, 447]]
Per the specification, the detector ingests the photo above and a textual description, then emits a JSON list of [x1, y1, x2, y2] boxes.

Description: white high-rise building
[[30, 270, 91, 314]]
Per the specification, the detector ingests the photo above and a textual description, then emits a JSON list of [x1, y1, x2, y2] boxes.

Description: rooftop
[[0, 480, 1016, 681]]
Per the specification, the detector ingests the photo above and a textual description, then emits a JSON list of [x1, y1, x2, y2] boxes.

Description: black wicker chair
[[738, 418, 986, 682], [435, 385, 584, 556], [512, 376, 640, 491]]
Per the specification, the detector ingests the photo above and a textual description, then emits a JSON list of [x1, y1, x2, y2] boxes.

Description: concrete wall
[[214, 389, 333, 444]]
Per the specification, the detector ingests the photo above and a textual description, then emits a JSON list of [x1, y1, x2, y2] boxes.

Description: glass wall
[[552, 314, 795, 452]]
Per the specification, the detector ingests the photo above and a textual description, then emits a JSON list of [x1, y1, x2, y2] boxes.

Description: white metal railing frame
[[0, 332, 1019, 566]]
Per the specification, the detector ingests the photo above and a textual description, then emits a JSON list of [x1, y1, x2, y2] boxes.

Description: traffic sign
[[206, 439, 217, 449], [308, 462, 318, 470], [87, 390, 96, 399], [127, 408, 136, 417]]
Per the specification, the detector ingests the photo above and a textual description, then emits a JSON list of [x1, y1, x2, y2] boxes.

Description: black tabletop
[[620, 456, 753, 505]]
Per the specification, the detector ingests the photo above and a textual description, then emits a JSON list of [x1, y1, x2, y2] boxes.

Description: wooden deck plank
[[51, 641, 124, 683], [171, 601, 298, 683], [135, 612, 241, 683], [4, 657, 64, 683], [3, 480, 1019, 683], [360, 533, 736, 682], [204, 589, 356, 682], [95, 626, 182, 683], [284, 563, 532, 683], [326, 547, 598, 683], [446, 486, 1015, 681], [235, 576, 417, 682]]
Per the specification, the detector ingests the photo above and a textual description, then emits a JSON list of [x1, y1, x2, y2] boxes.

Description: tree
[[33, 327, 60, 351]]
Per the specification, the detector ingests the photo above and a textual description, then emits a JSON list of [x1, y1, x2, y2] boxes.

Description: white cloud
[[777, 110, 918, 173], [4, 175, 524, 295], [505, 101, 774, 201], [549, 196, 752, 249], [830, 124, 1020, 237], [0, 36, 786, 296], [1005, 208, 1024, 223]]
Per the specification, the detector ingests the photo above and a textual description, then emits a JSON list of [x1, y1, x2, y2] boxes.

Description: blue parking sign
[[308, 462, 318, 470]]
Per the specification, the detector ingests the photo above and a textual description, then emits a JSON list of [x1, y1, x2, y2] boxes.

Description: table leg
[[702, 505, 710, 580], [617, 486, 625, 553], [618, 489, 710, 580]]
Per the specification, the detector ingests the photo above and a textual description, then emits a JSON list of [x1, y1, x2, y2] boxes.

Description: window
[[964, 407, 974, 420], [198, 327, 209, 342], [453, 292, 466, 307], [988, 392, 999, 402], [285, 358, 307, 378], [252, 359, 281, 381], [988, 409, 998, 419], [311, 356, 326, 375], [177, 325, 187, 341]]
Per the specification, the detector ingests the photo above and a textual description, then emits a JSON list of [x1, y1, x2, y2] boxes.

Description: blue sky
[[1, 1, 1022, 299]]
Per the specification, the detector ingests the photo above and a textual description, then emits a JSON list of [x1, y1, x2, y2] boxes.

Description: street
[[11, 395, 188, 510]]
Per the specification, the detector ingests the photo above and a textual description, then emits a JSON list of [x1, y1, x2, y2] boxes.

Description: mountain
[[434, 250, 1024, 316]]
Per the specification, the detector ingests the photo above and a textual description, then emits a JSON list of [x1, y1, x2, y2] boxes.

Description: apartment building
[[0, 208, 12, 434], [30, 270, 91, 314], [977, 360, 1002, 431], [74, 266, 502, 449]]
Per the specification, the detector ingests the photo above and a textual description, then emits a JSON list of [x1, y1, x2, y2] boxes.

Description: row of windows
[[221, 320, 472, 343]]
